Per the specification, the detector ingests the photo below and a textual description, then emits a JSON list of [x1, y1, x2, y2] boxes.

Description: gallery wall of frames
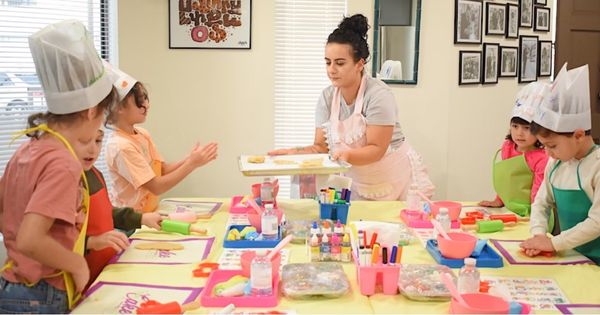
[[454, 0, 552, 85]]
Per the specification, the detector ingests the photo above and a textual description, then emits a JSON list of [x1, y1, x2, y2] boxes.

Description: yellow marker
[[372, 244, 380, 265]]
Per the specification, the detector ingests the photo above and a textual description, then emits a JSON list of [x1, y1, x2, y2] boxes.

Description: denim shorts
[[0, 277, 68, 313]]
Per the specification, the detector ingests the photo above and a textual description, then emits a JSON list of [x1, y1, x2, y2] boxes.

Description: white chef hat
[[104, 62, 138, 102], [534, 63, 591, 132], [28, 20, 113, 115], [512, 82, 551, 123]]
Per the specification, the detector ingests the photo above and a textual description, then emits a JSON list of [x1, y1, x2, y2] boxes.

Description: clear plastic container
[[250, 250, 273, 296], [398, 264, 456, 301], [260, 177, 273, 204], [406, 183, 421, 210], [433, 207, 451, 239], [457, 258, 480, 294], [281, 263, 350, 299], [261, 204, 278, 240]]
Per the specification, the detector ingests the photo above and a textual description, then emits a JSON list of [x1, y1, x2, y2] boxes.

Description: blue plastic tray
[[223, 225, 281, 248], [425, 239, 503, 268]]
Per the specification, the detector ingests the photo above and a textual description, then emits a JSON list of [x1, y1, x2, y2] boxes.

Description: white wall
[[118, 0, 552, 201]]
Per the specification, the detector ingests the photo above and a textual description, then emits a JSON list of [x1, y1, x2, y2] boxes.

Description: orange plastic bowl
[[437, 232, 477, 259], [450, 293, 510, 314], [247, 208, 284, 233], [430, 201, 462, 220]]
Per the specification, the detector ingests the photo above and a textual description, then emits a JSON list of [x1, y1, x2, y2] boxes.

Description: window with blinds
[[273, 0, 346, 198], [0, 0, 115, 176]]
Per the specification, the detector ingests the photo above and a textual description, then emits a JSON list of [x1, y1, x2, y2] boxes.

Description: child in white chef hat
[[0, 20, 117, 312], [521, 64, 600, 265]]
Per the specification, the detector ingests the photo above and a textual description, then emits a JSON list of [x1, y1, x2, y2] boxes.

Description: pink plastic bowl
[[450, 293, 510, 314], [247, 207, 284, 233], [437, 232, 477, 259], [240, 250, 281, 279], [430, 201, 462, 220]]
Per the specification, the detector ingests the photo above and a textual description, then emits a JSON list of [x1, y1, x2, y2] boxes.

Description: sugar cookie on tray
[[247, 155, 265, 163]]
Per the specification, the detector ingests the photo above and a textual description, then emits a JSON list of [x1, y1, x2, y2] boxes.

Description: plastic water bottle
[[261, 177, 274, 204], [261, 204, 278, 240], [433, 207, 451, 239], [406, 183, 421, 210], [457, 258, 480, 294], [250, 250, 273, 296]]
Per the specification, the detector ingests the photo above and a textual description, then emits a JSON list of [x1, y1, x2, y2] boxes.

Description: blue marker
[[390, 246, 398, 265]]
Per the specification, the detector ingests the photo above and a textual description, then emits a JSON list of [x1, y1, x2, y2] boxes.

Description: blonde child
[[520, 64, 600, 264], [479, 82, 549, 216], [0, 20, 116, 312], [84, 129, 162, 289], [105, 68, 218, 212]]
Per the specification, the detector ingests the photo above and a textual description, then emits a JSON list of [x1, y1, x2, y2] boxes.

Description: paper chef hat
[[109, 64, 138, 102], [28, 20, 113, 114], [512, 82, 551, 123], [534, 63, 591, 132]]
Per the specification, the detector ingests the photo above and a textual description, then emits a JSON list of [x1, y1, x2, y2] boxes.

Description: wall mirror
[[372, 0, 422, 84]]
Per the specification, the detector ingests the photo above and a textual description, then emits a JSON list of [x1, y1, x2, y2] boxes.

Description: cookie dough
[[247, 155, 265, 163], [135, 242, 184, 251], [273, 159, 297, 165], [300, 158, 324, 168]]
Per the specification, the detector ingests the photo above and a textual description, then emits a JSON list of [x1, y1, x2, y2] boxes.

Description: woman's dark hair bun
[[338, 14, 369, 39]]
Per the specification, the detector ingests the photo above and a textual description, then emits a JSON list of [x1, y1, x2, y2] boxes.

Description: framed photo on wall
[[506, 4, 519, 38], [485, 3, 506, 35], [519, 35, 538, 83], [482, 43, 499, 84], [168, 0, 252, 49], [500, 46, 518, 77], [535, 0, 547, 5], [459, 50, 482, 85], [534, 7, 551, 32], [519, 0, 533, 28], [454, 0, 483, 44], [538, 40, 552, 76]]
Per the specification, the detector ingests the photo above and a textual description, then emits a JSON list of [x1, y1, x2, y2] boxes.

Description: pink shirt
[[1, 137, 85, 290], [497, 139, 549, 204], [105, 127, 163, 211]]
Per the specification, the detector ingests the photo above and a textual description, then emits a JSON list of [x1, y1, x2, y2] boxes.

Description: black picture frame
[[459, 50, 482, 85], [538, 40, 552, 76], [482, 43, 500, 84], [519, 0, 533, 28], [168, 0, 252, 49], [535, 0, 546, 5], [485, 3, 506, 35], [534, 7, 551, 32], [500, 46, 518, 77], [454, 0, 483, 44], [519, 35, 539, 83], [506, 3, 519, 39]]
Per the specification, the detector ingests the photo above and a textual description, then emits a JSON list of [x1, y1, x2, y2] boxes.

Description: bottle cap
[[464, 257, 476, 265], [264, 204, 274, 210], [440, 208, 449, 215], [256, 249, 268, 256]]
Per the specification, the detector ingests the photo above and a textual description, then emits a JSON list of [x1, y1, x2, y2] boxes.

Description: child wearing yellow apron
[[0, 20, 116, 312], [479, 82, 549, 217], [521, 64, 600, 264], [104, 67, 218, 213]]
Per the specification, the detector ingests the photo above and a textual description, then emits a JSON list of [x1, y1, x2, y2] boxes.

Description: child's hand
[[520, 234, 555, 254], [141, 212, 163, 230], [478, 199, 504, 207], [87, 231, 129, 252], [189, 142, 218, 168], [71, 257, 90, 293]]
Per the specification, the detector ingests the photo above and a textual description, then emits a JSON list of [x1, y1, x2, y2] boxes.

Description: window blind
[[273, 0, 346, 198], [0, 0, 115, 176]]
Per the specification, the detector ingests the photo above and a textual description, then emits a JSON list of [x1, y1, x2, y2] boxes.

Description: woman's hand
[[267, 148, 297, 156], [331, 150, 350, 162]]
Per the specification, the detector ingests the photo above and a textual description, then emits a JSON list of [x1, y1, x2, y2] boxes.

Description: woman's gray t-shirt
[[315, 75, 405, 149]]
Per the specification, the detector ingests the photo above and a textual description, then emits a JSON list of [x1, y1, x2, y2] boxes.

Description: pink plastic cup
[[430, 201, 462, 220], [247, 207, 284, 233], [240, 250, 281, 279], [437, 232, 477, 259], [450, 293, 510, 314]]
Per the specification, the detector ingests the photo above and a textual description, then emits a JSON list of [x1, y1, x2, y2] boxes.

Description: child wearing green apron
[[521, 64, 600, 264], [479, 82, 549, 217]]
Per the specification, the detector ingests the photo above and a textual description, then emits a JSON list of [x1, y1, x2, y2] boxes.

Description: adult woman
[[269, 14, 434, 201]]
